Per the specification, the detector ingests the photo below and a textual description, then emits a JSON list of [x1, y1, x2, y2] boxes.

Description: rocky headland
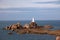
[[3, 21, 60, 36], [3, 18, 60, 40]]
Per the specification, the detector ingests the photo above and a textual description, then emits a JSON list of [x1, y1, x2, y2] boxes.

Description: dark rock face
[[29, 22, 37, 28]]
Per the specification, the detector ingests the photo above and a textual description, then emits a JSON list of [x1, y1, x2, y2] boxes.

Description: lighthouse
[[32, 18, 35, 22], [29, 18, 37, 28]]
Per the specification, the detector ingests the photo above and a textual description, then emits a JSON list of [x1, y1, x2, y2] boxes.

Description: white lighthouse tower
[[32, 18, 35, 22]]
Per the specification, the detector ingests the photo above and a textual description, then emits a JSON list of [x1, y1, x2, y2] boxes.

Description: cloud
[[0, 0, 60, 8], [0, 10, 32, 13], [32, 0, 58, 2], [0, 3, 60, 8], [34, 1, 60, 4]]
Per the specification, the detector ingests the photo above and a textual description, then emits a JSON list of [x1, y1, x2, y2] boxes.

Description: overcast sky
[[0, 0, 60, 20], [0, 0, 60, 8]]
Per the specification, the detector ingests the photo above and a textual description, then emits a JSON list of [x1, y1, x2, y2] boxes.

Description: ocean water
[[0, 20, 60, 40]]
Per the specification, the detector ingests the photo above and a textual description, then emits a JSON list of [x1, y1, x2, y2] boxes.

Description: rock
[[29, 22, 37, 28], [5, 22, 23, 31], [8, 32, 13, 35], [23, 24, 29, 29], [44, 25, 53, 29], [11, 23, 23, 30], [16, 22, 23, 29], [36, 26, 44, 29], [11, 24, 18, 30], [5, 26, 11, 30], [56, 36, 60, 40]]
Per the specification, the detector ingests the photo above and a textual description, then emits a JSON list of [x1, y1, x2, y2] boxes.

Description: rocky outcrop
[[23, 24, 29, 29], [3, 22, 60, 37], [4, 22, 53, 31], [15, 29, 60, 36], [56, 36, 60, 40], [44, 25, 53, 29], [5, 23, 23, 31], [3, 19, 60, 40], [29, 22, 37, 28]]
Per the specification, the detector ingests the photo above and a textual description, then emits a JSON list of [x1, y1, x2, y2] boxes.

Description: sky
[[0, 0, 60, 20]]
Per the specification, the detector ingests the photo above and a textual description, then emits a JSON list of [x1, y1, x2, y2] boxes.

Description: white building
[[32, 18, 35, 22]]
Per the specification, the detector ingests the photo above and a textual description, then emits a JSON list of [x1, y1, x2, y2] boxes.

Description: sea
[[0, 20, 60, 40]]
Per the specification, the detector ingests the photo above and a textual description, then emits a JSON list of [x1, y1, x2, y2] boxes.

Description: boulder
[[5, 22, 23, 31], [11, 23, 23, 30], [56, 36, 60, 40], [11, 24, 17, 30], [16, 23, 23, 29], [23, 24, 29, 29], [5, 26, 11, 30]]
